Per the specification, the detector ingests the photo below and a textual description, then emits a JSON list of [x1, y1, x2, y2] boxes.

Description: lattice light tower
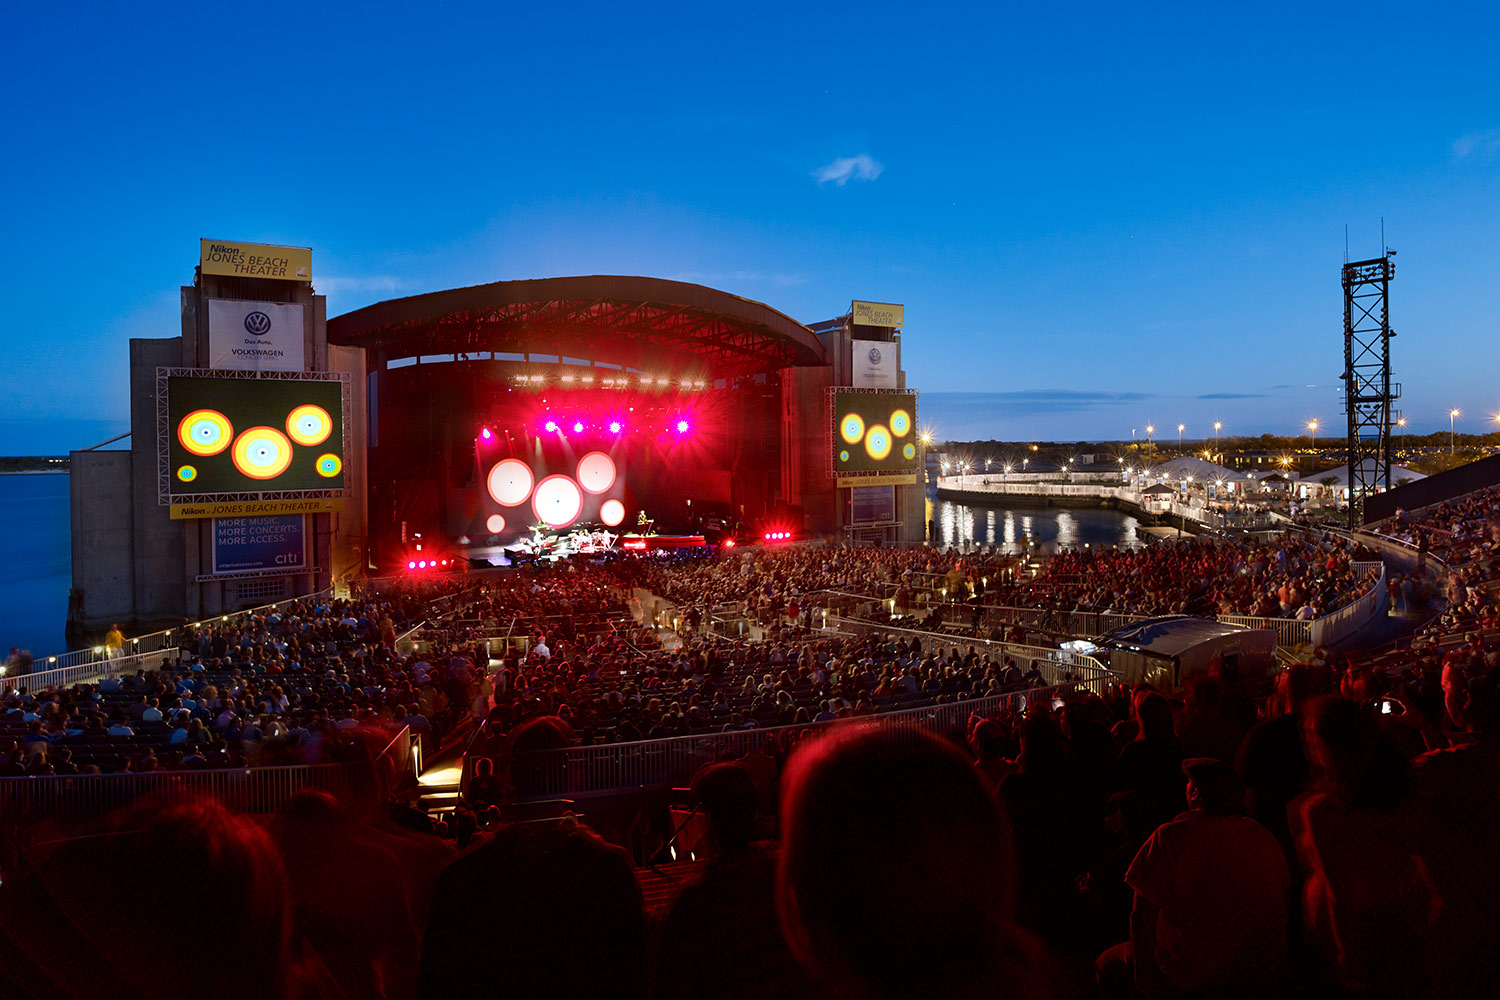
[[1341, 251, 1400, 527]]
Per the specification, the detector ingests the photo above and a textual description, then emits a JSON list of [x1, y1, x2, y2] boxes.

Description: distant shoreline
[[0, 470, 69, 476]]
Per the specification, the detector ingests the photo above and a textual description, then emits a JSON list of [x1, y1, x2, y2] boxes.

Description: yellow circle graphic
[[178, 409, 233, 457], [177, 465, 197, 482], [839, 412, 865, 445], [315, 453, 343, 478], [231, 426, 294, 480], [902, 443, 917, 460], [864, 425, 893, 462], [889, 409, 912, 436], [286, 404, 334, 446]]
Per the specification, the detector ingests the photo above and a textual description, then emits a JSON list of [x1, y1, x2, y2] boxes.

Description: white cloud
[[315, 275, 415, 295], [1452, 129, 1500, 161], [813, 153, 883, 186]]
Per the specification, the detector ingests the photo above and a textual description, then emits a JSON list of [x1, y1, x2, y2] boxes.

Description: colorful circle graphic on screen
[[889, 409, 912, 437], [532, 475, 583, 528], [576, 451, 617, 494], [600, 499, 626, 526], [231, 427, 294, 480], [286, 404, 334, 446], [486, 459, 534, 506], [839, 413, 865, 445], [178, 409, 233, 456], [864, 425, 893, 462], [839, 449, 850, 463], [485, 513, 506, 534], [315, 453, 343, 478], [177, 465, 197, 482], [903, 443, 917, 460]]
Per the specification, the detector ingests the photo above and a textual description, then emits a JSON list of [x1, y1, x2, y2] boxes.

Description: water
[[933, 497, 1144, 553], [0, 474, 71, 657]]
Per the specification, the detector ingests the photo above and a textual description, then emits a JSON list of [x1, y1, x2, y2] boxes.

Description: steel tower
[[1341, 251, 1400, 527]]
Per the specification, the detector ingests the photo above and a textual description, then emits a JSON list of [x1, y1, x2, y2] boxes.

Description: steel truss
[[1341, 254, 1401, 527]]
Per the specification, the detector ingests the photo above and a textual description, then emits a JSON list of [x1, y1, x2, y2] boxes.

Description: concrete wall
[[129, 337, 188, 628], [67, 450, 135, 639], [328, 340, 369, 587]]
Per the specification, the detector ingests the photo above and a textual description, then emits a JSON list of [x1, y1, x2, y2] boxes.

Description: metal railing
[[16, 587, 334, 681], [0, 761, 371, 823], [516, 677, 1098, 801]]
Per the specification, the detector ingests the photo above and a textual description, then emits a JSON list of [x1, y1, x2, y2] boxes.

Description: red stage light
[[544, 420, 558, 433], [608, 421, 622, 434], [480, 427, 493, 440], [408, 561, 416, 570], [723, 538, 736, 548], [418, 560, 427, 569], [676, 419, 690, 433], [572, 421, 584, 434]]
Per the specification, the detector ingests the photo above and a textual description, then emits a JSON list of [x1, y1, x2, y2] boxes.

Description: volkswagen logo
[[244, 311, 272, 336], [867, 347, 882, 365]]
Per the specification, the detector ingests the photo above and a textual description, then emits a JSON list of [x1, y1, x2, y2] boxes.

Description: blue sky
[[3, 2, 1498, 453]]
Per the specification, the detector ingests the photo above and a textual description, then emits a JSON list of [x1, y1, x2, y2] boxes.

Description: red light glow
[[480, 427, 493, 440], [408, 561, 416, 570], [544, 420, 558, 433], [723, 538, 736, 548], [608, 421, 622, 434], [676, 419, 690, 433]]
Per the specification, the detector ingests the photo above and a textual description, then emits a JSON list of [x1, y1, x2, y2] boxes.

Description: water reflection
[[935, 499, 1141, 554]]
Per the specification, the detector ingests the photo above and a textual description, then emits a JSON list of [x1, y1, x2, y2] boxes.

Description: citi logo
[[244, 311, 272, 335]]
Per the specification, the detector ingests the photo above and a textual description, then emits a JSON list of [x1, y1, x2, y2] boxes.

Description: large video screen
[[165, 374, 345, 496], [471, 429, 630, 543], [833, 390, 920, 475]]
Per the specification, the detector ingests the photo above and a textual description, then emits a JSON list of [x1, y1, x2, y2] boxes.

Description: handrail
[[18, 587, 334, 681]]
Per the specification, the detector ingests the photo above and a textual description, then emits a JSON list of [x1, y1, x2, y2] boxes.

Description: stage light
[[572, 421, 584, 434], [544, 420, 558, 433], [609, 421, 622, 434], [480, 427, 493, 440], [408, 561, 416, 570], [676, 419, 690, 433], [418, 560, 427, 569], [723, 538, 736, 548]]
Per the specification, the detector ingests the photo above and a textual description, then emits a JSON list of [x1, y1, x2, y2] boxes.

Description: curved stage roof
[[327, 275, 827, 378]]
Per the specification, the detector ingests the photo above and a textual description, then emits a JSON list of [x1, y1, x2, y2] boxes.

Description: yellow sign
[[200, 239, 312, 282], [852, 300, 903, 328], [837, 474, 918, 488], [171, 497, 343, 520]]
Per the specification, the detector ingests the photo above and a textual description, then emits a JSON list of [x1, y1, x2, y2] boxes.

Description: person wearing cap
[[1097, 757, 1289, 998]]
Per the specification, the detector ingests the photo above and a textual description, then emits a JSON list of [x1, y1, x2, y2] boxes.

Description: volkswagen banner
[[851, 339, 899, 388], [207, 299, 305, 372]]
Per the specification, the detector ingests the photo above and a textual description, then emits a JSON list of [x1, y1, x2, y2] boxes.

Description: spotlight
[[480, 427, 493, 440], [572, 421, 584, 434], [544, 420, 558, 433], [418, 560, 427, 569], [609, 421, 622, 434], [408, 561, 416, 570], [676, 419, 690, 433]]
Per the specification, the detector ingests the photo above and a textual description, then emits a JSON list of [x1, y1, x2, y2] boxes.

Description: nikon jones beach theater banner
[[208, 299, 305, 372]]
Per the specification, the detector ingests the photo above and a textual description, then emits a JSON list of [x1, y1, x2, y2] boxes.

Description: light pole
[[1307, 419, 1318, 451], [1213, 421, 1221, 457], [1146, 424, 1154, 445], [1396, 417, 1406, 455], [1178, 423, 1185, 451], [1451, 409, 1461, 453]]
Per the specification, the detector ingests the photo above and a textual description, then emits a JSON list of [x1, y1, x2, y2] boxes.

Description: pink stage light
[[408, 561, 416, 570], [418, 560, 427, 569], [480, 427, 493, 440], [608, 421, 622, 434], [572, 421, 584, 434], [544, 419, 558, 433], [676, 419, 690, 433]]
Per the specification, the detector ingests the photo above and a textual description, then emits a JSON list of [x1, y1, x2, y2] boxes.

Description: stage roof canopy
[[327, 275, 828, 378]]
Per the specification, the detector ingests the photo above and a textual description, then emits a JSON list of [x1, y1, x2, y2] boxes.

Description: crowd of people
[[0, 490, 1496, 997]]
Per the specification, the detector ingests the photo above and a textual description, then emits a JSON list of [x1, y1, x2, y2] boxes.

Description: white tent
[[1307, 461, 1427, 488], [1146, 455, 1251, 483]]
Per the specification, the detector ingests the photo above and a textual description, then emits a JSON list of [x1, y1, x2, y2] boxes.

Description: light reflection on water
[[933, 498, 1143, 554]]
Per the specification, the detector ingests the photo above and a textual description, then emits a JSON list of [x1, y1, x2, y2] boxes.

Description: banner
[[200, 239, 312, 281], [851, 339, 899, 388], [212, 515, 307, 574], [850, 484, 896, 523], [171, 498, 343, 520], [208, 299, 305, 371], [852, 300, 903, 328]]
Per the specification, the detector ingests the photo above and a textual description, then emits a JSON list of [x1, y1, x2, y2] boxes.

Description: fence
[[517, 679, 1095, 801], [0, 761, 370, 824], [13, 587, 335, 681]]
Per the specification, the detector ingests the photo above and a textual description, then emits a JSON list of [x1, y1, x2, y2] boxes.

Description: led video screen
[[165, 374, 345, 496], [473, 431, 630, 542], [833, 390, 920, 475]]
